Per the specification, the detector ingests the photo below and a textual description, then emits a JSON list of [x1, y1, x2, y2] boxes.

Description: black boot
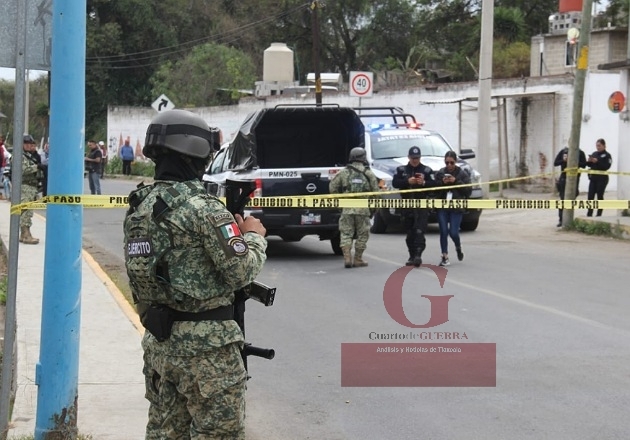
[[413, 250, 423, 268], [405, 250, 415, 266]]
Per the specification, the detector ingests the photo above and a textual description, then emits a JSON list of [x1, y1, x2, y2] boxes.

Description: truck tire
[[331, 233, 343, 255], [460, 219, 479, 231], [370, 211, 387, 234]]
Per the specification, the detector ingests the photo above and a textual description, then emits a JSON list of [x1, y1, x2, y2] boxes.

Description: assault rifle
[[224, 179, 276, 374]]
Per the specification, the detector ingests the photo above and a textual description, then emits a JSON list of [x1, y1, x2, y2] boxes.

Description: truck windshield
[[371, 133, 452, 160]]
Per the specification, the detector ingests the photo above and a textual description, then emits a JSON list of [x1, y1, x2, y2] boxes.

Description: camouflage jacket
[[22, 151, 42, 187], [124, 179, 268, 355], [329, 162, 379, 216]]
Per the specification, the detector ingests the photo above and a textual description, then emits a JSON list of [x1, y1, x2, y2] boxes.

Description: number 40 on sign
[[349, 71, 373, 98]]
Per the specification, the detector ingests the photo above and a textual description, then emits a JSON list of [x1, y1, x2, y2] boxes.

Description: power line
[[86, 3, 309, 70]]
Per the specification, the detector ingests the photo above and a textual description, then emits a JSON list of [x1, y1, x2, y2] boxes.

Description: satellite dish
[[567, 27, 580, 44]]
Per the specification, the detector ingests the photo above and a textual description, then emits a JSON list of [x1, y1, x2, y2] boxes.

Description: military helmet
[[349, 147, 366, 162], [143, 109, 215, 160], [23, 134, 36, 144]]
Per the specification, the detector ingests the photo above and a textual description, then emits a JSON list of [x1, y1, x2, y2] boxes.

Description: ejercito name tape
[[9, 194, 630, 215]]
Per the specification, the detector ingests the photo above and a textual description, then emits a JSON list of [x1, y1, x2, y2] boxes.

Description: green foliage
[[493, 7, 527, 43], [0, 76, 50, 142], [594, 0, 629, 27], [497, 0, 558, 35], [493, 41, 531, 78], [151, 43, 257, 107], [0, 0, 616, 137], [568, 219, 612, 236], [0, 277, 6, 306], [107, 156, 123, 175], [130, 160, 155, 178], [106, 155, 153, 177]]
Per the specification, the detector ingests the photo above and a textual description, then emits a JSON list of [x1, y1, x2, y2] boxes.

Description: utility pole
[[34, 0, 86, 438], [476, 0, 494, 195], [0, 0, 28, 436], [311, 1, 322, 106], [563, 0, 593, 226]]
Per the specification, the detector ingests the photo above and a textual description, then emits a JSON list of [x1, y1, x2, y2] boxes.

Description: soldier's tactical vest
[[345, 165, 373, 194], [124, 180, 206, 306]]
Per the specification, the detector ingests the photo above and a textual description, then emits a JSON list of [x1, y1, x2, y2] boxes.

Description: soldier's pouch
[[140, 305, 175, 342]]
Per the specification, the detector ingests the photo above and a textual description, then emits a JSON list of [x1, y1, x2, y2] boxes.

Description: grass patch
[[0, 278, 6, 306], [567, 219, 613, 237], [107, 156, 154, 178], [131, 160, 155, 178]]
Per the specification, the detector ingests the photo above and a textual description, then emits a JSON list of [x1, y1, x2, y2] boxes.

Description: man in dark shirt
[[85, 140, 103, 195], [392, 146, 437, 267]]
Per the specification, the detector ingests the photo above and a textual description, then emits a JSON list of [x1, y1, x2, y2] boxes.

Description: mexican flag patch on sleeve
[[220, 222, 241, 239]]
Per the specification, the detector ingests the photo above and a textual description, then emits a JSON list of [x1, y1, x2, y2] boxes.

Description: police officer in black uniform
[[392, 146, 436, 267], [586, 138, 613, 217], [553, 146, 587, 227]]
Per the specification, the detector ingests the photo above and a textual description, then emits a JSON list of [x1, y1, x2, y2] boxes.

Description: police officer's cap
[[349, 147, 366, 162], [408, 146, 421, 158], [23, 134, 36, 144], [143, 109, 215, 160]]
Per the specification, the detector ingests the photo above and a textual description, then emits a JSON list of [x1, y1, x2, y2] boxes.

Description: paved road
[[80, 180, 630, 440]]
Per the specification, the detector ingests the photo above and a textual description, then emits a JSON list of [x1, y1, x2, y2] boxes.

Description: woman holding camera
[[435, 151, 471, 267]]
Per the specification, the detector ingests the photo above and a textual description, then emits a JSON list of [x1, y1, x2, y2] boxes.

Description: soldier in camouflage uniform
[[329, 147, 379, 268], [123, 110, 267, 439], [20, 134, 43, 244]]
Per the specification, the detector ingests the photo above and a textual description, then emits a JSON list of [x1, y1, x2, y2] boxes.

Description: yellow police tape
[[9, 194, 630, 215], [8, 169, 630, 215]]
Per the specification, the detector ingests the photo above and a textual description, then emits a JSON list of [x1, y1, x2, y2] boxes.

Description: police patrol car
[[203, 104, 389, 255], [354, 107, 483, 233]]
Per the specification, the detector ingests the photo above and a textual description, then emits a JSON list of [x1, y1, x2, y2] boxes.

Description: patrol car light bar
[[367, 122, 424, 132]]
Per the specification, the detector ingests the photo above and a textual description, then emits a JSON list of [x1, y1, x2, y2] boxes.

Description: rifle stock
[[224, 179, 276, 375]]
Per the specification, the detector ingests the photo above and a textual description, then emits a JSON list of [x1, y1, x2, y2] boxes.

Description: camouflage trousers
[[20, 184, 38, 228], [143, 342, 247, 440], [339, 213, 371, 249]]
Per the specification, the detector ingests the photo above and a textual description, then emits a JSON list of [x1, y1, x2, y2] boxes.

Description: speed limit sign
[[349, 71, 373, 98]]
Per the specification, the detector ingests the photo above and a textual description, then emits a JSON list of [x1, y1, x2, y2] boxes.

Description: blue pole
[[34, 0, 86, 438]]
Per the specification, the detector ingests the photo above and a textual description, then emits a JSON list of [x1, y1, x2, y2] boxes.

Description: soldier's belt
[[171, 305, 234, 322]]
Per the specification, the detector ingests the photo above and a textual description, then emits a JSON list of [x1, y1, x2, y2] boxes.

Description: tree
[[493, 41, 530, 78], [496, 0, 558, 36], [150, 43, 257, 107], [594, 0, 629, 27]]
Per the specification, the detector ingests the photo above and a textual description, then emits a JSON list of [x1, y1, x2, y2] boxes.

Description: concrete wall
[[108, 73, 623, 193], [531, 28, 628, 77]]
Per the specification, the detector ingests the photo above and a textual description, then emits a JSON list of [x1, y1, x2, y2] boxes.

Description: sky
[[0, 67, 47, 81]]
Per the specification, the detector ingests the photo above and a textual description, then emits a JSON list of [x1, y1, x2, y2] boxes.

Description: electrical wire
[[86, 3, 309, 70]]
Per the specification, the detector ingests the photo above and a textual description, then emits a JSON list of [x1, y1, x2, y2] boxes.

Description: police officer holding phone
[[586, 138, 613, 217], [392, 146, 436, 267]]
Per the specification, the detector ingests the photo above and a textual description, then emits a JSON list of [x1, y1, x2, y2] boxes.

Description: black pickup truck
[[203, 104, 368, 255]]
